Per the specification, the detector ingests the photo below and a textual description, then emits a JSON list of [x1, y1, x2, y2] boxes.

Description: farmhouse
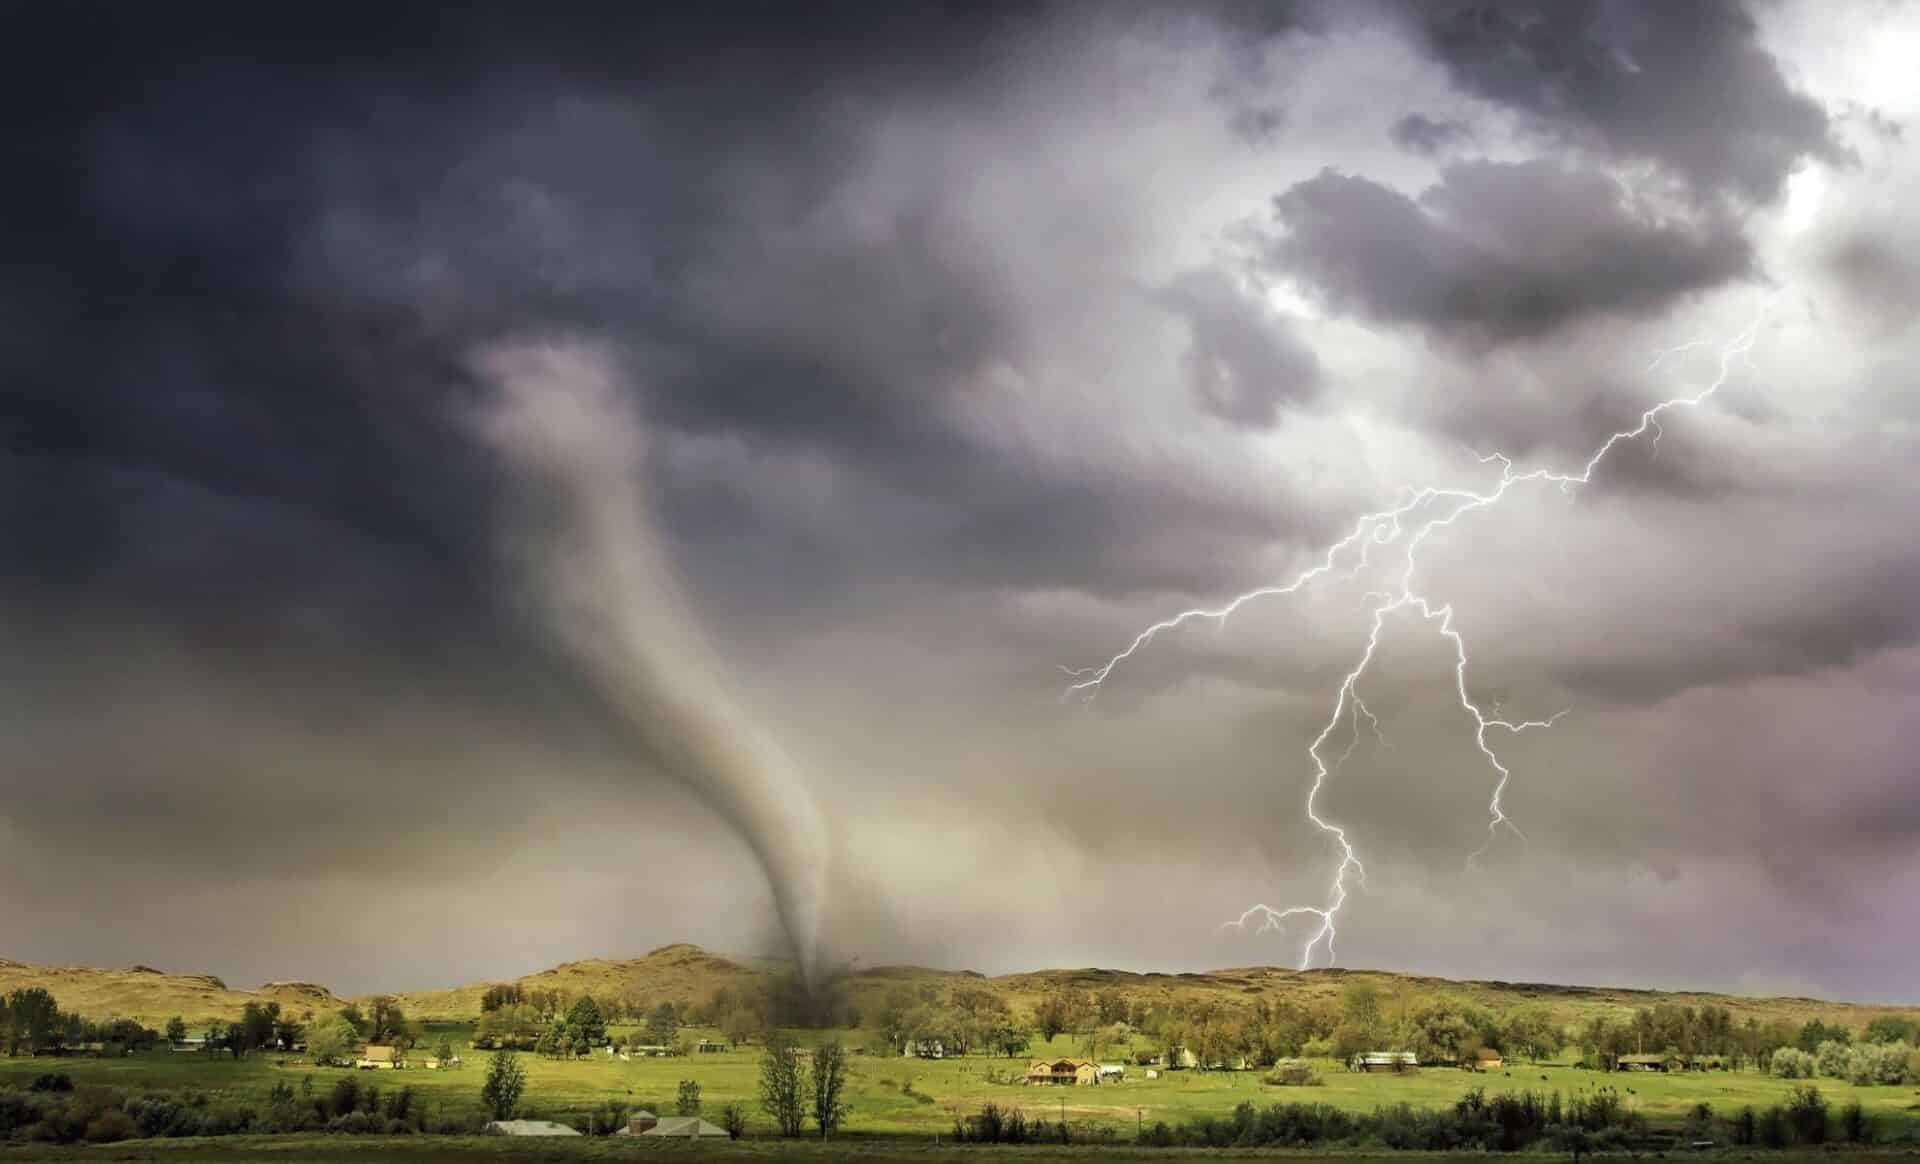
[[1469, 1048, 1504, 1071], [1350, 1051, 1419, 1073], [1026, 1057, 1099, 1085], [355, 1045, 400, 1070], [642, 1117, 730, 1139]]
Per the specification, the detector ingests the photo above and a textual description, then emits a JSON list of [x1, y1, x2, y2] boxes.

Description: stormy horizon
[[3, 0, 1918, 1005]]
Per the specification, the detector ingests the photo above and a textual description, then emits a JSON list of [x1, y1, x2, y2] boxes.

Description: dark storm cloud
[[1388, 112, 1475, 156], [4, 0, 1918, 1003], [1398, 0, 1843, 202], [1263, 160, 1755, 344], [1156, 269, 1321, 428]]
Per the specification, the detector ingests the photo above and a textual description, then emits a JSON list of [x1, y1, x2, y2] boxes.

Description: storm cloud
[[2, 0, 1917, 1002], [1264, 161, 1755, 344]]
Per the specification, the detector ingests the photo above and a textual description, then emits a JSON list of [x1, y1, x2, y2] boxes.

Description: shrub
[[1725, 1105, 1757, 1145], [1771, 1046, 1817, 1079], [1262, 1062, 1320, 1086], [83, 1109, 138, 1143], [1840, 1099, 1872, 1144], [28, 1073, 73, 1093], [1785, 1085, 1829, 1145]]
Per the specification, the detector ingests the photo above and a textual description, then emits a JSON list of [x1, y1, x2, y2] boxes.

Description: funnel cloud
[[472, 341, 831, 983]]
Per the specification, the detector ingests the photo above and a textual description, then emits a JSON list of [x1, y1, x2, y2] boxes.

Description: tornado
[[471, 340, 830, 984]]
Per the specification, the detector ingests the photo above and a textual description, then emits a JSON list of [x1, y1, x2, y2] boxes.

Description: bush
[[1840, 1099, 1872, 1144], [28, 1073, 73, 1093], [1262, 1062, 1320, 1086], [83, 1109, 138, 1143], [1785, 1085, 1829, 1145], [1771, 1046, 1817, 1079]]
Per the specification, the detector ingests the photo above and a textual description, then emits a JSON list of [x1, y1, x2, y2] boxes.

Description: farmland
[[5, 943, 1920, 1146], [5, 1027, 1920, 1140]]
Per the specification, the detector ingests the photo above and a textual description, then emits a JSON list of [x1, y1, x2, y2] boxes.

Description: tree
[[232, 1002, 279, 1058], [1863, 1016, 1916, 1045], [721, 1102, 748, 1140], [758, 1035, 809, 1138], [647, 1002, 678, 1046], [274, 1015, 304, 1052], [5, 989, 62, 1055], [677, 1078, 702, 1116], [481, 1049, 527, 1121], [1033, 993, 1073, 1043], [811, 1040, 850, 1138], [435, 1038, 455, 1067], [721, 1007, 760, 1048], [566, 995, 607, 1045], [1342, 982, 1382, 1042], [306, 1016, 358, 1067], [165, 1016, 187, 1046]]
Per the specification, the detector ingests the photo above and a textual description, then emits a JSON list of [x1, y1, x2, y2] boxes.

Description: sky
[[2, 0, 1917, 1002]]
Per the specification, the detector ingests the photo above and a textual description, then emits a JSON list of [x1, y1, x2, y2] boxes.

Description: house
[[613, 1111, 659, 1136], [642, 1117, 730, 1139], [1026, 1057, 1098, 1085], [1618, 1053, 1679, 1072], [356, 1045, 401, 1070], [1469, 1048, 1504, 1071], [487, 1119, 581, 1137], [1350, 1051, 1419, 1073]]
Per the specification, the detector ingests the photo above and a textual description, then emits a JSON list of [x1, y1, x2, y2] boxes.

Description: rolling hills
[[3, 944, 1914, 1035]]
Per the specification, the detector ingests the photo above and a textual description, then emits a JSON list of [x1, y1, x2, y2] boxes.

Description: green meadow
[[6, 1025, 1918, 1141]]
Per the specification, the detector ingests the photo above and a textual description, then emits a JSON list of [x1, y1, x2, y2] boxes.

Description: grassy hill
[[4, 944, 1914, 1035], [0, 958, 339, 1027]]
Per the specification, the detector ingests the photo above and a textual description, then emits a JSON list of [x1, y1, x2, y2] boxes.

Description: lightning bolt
[[1070, 307, 1766, 969]]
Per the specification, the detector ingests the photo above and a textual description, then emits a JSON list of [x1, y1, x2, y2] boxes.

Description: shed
[[356, 1045, 400, 1070], [487, 1119, 581, 1137], [1470, 1048, 1504, 1070], [1350, 1051, 1418, 1073]]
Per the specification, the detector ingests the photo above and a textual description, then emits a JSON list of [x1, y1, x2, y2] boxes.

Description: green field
[[6, 1024, 1919, 1141]]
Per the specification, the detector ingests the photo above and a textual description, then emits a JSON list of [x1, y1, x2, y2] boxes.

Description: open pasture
[[6, 1027, 1918, 1140]]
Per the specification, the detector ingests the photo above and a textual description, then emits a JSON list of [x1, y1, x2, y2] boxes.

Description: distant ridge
[[4, 945, 1913, 1028]]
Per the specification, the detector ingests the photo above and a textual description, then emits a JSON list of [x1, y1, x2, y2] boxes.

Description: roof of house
[[358, 1045, 396, 1062], [488, 1119, 582, 1137], [641, 1117, 729, 1138]]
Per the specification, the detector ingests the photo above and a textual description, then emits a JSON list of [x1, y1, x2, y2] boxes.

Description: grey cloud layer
[[2, 0, 1915, 1000]]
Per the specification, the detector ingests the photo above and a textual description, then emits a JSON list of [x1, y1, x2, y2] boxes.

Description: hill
[[5, 945, 1914, 1036], [0, 959, 341, 1027]]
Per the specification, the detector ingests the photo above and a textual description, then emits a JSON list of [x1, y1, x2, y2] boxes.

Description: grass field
[[3, 1140, 1920, 1163], [7, 1025, 1919, 1141]]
